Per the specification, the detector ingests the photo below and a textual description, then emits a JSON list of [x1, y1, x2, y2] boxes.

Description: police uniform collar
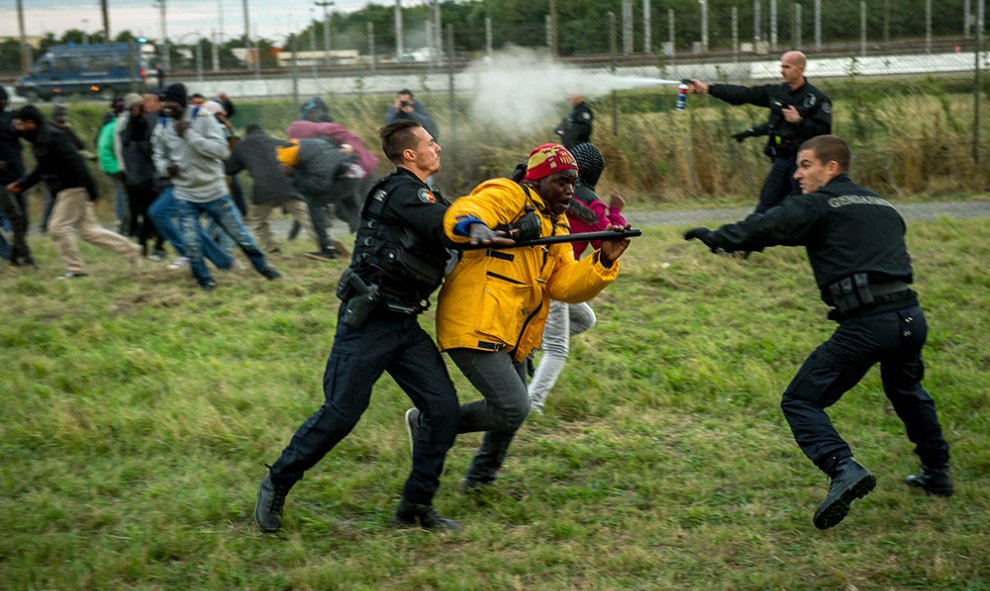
[[395, 166, 428, 185]]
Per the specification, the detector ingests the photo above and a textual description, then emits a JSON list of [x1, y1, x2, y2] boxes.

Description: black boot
[[813, 458, 876, 530], [393, 499, 459, 531], [905, 465, 954, 497], [254, 472, 291, 533]]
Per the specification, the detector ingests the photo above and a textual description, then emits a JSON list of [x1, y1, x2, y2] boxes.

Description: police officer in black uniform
[[254, 120, 462, 532], [555, 93, 593, 149], [684, 135, 952, 530], [688, 51, 832, 214]]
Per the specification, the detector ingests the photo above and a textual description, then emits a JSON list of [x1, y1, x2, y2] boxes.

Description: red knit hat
[[524, 143, 579, 181]]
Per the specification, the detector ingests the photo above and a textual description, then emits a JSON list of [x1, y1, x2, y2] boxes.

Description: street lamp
[[83, 19, 90, 45]]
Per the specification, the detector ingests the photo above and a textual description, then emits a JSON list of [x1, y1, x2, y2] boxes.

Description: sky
[[0, 0, 406, 43]]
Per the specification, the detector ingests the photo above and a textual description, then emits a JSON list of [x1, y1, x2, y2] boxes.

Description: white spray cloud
[[464, 46, 681, 132]]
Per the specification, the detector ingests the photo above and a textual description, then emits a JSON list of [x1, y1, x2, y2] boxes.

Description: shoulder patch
[[582, 112, 592, 120], [822, 102, 831, 114], [417, 188, 436, 204]]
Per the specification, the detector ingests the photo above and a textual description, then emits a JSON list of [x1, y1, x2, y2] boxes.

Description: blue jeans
[[176, 195, 270, 285], [148, 188, 233, 270]]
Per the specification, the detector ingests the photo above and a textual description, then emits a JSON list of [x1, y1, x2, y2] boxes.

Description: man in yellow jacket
[[414, 143, 631, 489]]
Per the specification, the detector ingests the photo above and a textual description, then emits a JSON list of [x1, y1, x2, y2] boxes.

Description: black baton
[[455, 228, 642, 251]]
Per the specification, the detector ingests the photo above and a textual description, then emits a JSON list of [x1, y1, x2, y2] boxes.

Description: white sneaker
[[167, 256, 189, 270]]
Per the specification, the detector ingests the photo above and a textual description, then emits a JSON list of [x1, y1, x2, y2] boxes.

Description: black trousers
[[0, 187, 32, 265], [755, 154, 801, 214], [780, 304, 950, 476], [269, 305, 460, 505]]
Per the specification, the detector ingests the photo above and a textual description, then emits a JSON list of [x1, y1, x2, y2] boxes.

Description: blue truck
[[15, 42, 159, 101]]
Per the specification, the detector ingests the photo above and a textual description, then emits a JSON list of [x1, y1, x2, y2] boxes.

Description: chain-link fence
[[4, 1, 989, 197]]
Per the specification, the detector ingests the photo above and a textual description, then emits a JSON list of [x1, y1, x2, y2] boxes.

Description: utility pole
[[315, 0, 334, 63], [17, 0, 30, 75], [154, 0, 170, 72], [549, 0, 558, 57], [394, 0, 403, 57], [242, 0, 259, 77], [102, 0, 111, 41]]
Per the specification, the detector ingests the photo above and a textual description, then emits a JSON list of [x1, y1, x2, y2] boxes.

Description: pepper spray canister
[[676, 83, 689, 111]]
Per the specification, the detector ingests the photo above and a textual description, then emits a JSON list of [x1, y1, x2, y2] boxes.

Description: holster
[[337, 268, 380, 329]]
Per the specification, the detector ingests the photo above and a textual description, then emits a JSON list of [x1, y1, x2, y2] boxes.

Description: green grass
[[2, 213, 989, 590]]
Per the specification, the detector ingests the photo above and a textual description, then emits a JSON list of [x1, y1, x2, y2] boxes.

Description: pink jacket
[[285, 120, 380, 179], [567, 196, 626, 259]]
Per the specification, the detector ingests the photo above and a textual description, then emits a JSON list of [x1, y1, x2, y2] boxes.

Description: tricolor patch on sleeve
[[418, 188, 436, 203]]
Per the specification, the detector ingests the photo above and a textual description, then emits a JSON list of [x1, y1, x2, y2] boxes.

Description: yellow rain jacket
[[436, 178, 619, 362]]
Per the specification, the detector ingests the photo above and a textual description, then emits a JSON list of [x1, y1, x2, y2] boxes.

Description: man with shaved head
[[688, 51, 832, 215]]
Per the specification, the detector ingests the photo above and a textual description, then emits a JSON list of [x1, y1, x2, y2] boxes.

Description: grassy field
[[2, 210, 988, 590]]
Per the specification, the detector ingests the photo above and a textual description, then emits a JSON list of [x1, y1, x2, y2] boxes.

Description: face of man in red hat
[[522, 143, 579, 217]]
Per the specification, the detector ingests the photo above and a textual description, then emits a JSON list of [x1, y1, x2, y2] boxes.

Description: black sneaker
[[254, 473, 290, 533], [404, 408, 421, 455], [260, 267, 282, 280], [304, 249, 338, 262], [813, 458, 876, 530], [200, 279, 218, 291], [905, 465, 954, 497], [393, 499, 459, 531]]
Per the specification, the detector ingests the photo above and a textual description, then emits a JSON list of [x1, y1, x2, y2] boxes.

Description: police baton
[[455, 228, 642, 251]]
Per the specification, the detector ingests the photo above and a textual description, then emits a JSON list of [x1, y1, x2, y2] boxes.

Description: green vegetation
[[2, 214, 988, 590]]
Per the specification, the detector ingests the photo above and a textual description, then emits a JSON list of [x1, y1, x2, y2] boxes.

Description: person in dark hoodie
[[7, 105, 141, 278], [526, 142, 626, 414], [121, 93, 167, 259], [0, 85, 33, 267], [225, 123, 316, 256], [276, 136, 360, 260]]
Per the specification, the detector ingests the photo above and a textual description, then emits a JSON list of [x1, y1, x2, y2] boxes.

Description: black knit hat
[[569, 142, 606, 189], [160, 82, 188, 108]]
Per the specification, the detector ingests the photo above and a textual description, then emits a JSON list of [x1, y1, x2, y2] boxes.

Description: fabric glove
[[468, 222, 499, 244]]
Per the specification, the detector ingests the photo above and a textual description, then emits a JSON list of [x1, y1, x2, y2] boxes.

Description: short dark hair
[[13, 105, 44, 125], [379, 120, 423, 166], [397, 89, 414, 98], [798, 134, 851, 173]]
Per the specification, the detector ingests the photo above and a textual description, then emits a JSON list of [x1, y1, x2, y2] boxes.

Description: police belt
[[828, 274, 913, 318]]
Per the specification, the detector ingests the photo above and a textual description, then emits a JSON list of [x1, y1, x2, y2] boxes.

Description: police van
[[15, 42, 159, 101]]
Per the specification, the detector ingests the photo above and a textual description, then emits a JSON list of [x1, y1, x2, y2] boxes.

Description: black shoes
[[260, 267, 282, 280], [254, 473, 290, 533], [304, 248, 338, 262], [813, 458, 876, 530], [393, 498, 459, 531], [905, 465, 954, 497]]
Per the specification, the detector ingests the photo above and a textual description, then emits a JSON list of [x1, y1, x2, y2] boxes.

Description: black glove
[[684, 227, 716, 248], [468, 222, 499, 244], [732, 128, 755, 143]]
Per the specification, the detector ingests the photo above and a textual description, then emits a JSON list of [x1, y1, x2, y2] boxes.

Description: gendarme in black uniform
[[262, 167, 460, 523], [712, 78, 831, 213], [555, 100, 593, 149], [687, 173, 951, 527]]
